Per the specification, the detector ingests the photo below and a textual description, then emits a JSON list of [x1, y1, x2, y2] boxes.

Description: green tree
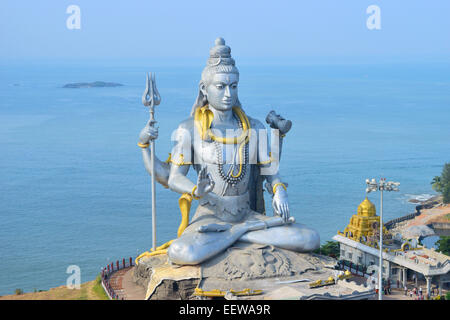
[[313, 241, 340, 258], [442, 163, 450, 183], [444, 184, 450, 204], [443, 163, 450, 204], [436, 236, 450, 256], [431, 163, 450, 204]]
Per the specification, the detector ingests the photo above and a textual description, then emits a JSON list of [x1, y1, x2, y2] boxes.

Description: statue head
[[191, 38, 241, 115]]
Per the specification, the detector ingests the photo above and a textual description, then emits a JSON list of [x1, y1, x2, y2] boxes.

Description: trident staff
[[142, 73, 161, 251]]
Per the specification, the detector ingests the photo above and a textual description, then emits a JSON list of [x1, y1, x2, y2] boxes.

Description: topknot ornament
[[207, 37, 235, 66]]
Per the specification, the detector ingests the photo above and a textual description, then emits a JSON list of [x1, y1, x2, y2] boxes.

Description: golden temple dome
[[337, 196, 387, 244], [357, 197, 376, 217]]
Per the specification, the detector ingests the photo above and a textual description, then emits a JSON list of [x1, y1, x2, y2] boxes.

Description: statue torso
[[171, 108, 269, 221], [193, 138, 252, 197], [191, 108, 260, 197]]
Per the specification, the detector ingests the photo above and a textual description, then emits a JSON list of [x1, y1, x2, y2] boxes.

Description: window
[[358, 256, 363, 264], [348, 252, 352, 259]]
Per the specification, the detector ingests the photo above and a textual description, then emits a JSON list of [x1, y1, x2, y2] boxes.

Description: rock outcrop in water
[[62, 81, 123, 88]]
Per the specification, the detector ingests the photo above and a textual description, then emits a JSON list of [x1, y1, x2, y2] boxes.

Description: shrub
[[436, 236, 450, 256], [313, 240, 340, 257]]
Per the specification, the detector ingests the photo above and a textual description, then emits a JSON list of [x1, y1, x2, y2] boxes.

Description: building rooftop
[[333, 234, 450, 277]]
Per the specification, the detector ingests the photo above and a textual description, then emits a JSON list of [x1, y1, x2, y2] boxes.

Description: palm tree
[[431, 176, 443, 193]]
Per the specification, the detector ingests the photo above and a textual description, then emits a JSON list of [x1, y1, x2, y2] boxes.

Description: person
[[138, 38, 320, 266], [404, 285, 408, 296], [419, 287, 423, 296]]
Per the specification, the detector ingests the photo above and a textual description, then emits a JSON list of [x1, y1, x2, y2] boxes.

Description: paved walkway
[[345, 275, 447, 300], [406, 204, 450, 228], [108, 267, 146, 300], [381, 279, 447, 300]]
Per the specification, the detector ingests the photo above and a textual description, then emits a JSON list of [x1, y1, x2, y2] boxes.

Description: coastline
[[389, 195, 450, 240]]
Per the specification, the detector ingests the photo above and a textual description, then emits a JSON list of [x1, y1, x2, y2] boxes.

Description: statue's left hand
[[272, 188, 290, 222]]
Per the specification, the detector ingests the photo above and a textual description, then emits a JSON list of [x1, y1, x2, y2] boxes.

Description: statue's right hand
[[139, 120, 159, 145], [194, 167, 215, 198]]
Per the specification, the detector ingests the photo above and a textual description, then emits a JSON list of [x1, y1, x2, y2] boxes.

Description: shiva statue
[[138, 38, 319, 266]]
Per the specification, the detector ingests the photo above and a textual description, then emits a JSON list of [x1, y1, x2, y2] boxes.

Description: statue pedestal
[[132, 242, 375, 300]]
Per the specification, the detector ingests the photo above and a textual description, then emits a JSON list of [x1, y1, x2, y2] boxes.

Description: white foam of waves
[[404, 193, 435, 202]]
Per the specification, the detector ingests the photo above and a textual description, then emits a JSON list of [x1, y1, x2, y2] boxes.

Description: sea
[[0, 59, 449, 295]]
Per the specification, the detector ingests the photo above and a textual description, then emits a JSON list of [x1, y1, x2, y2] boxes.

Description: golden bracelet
[[137, 142, 150, 148], [191, 185, 201, 200], [272, 183, 287, 195]]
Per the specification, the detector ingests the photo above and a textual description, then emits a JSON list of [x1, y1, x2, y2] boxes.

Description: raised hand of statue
[[272, 187, 290, 222], [194, 167, 215, 198], [139, 120, 159, 145]]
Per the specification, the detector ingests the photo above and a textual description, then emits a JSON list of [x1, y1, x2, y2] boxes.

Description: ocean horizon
[[0, 60, 449, 295]]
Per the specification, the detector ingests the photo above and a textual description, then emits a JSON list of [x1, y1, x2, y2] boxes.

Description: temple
[[333, 197, 450, 298], [338, 197, 389, 246]]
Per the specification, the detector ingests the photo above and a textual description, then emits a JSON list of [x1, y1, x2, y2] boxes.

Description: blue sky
[[1, 0, 449, 62]]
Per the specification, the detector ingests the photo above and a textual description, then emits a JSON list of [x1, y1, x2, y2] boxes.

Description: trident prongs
[[142, 72, 161, 108]]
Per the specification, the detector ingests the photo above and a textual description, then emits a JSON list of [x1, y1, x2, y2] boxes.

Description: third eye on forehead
[[212, 73, 238, 86]]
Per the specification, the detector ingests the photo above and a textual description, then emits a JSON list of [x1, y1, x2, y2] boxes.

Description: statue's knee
[[303, 227, 320, 251], [291, 225, 320, 252], [167, 240, 200, 265]]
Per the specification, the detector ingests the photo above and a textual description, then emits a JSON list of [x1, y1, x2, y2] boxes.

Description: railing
[[337, 260, 373, 279], [385, 199, 441, 230], [101, 257, 134, 300], [385, 212, 419, 229]]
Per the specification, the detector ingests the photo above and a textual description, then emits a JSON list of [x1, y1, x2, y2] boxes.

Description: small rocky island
[[62, 81, 123, 88]]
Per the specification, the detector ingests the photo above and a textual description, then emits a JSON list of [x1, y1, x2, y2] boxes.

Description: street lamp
[[365, 178, 400, 300]]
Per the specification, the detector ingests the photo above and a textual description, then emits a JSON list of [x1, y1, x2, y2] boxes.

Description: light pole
[[365, 178, 400, 300]]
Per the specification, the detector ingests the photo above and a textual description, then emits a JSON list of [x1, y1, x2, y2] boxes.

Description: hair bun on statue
[[207, 37, 235, 66]]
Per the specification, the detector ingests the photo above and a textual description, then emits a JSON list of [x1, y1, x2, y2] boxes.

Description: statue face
[[203, 73, 239, 111]]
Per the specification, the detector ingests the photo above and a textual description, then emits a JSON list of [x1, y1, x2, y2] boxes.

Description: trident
[[142, 72, 161, 251]]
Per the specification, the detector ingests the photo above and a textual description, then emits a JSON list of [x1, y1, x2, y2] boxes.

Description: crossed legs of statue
[[167, 206, 320, 265]]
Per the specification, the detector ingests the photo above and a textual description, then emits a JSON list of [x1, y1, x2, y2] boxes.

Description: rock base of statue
[[132, 242, 375, 300]]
